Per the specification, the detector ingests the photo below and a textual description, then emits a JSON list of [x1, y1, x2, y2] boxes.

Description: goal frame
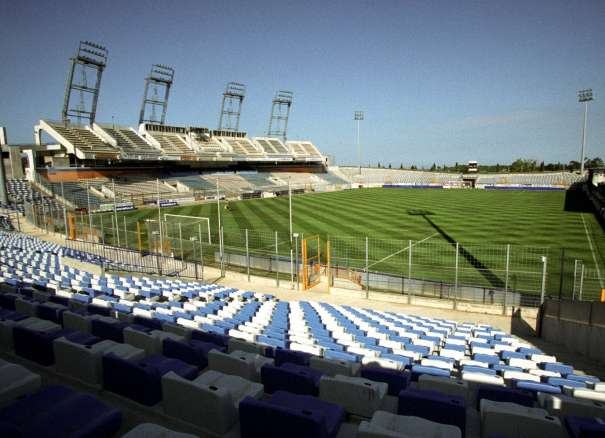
[[163, 213, 212, 244]]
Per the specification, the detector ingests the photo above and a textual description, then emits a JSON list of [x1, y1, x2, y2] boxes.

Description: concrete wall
[[541, 299, 605, 364]]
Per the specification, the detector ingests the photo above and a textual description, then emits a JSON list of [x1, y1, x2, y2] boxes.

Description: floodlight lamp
[[578, 89, 594, 102]]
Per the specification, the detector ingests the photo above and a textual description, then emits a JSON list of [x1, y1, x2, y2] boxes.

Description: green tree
[[388, 163, 392, 169], [430, 163, 436, 171]]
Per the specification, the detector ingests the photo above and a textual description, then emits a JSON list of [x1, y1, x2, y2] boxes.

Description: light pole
[[354, 111, 364, 175], [578, 89, 594, 174], [293, 233, 300, 290]]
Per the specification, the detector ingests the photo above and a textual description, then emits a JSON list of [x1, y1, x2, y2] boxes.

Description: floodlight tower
[[578, 89, 594, 174], [138, 64, 175, 125], [218, 82, 246, 132], [354, 111, 364, 174], [62, 41, 108, 125], [267, 90, 293, 141]]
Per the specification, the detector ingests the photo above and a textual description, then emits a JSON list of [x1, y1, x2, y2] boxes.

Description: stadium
[[1, 2, 605, 438]]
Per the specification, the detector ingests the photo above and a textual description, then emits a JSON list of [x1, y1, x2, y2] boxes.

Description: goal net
[[163, 214, 212, 244]]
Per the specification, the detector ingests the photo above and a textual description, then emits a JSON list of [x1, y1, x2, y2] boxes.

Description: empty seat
[[398, 388, 466, 435], [418, 375, 469, 402], [62, 310, 100, 333], [228, 337, 269, 355], [239, 390, 346, 438], [319, 374, 388, 417], [261, 362, 323, 396], [102, 353, 198, 406], [480, 399, 565, 438], [571, 387, 605, 402], [477, 385, 534, 408], [13, 323, 74, 365], [162, 369, 263, 434], [310, 356, 360, 377], [0, 310, 28, 351], [564, 415, 605, 438], [538, 392, 605, 418], [358, 410, 462, 438], [0, 385, 122, 438], [54, 336, 144, 385], [124, 327, 183, 355], [163, 337, 226, 369], [360, 367, 410, 396], [91, 317, 130, 342], [0, 362, 41, 409], [411, 364, 450, 381], [208, 349, 273, 382], [275, 348, 312, 366], [122, 423, 198, 438]]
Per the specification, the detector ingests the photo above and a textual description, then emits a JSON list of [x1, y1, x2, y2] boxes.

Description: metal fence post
[[503, 244, 510, 315], [123, 217, 128, 248], [540, 256, 548, 304], [579, 263, 585, 301], [572, 260, 579, 301], [408, 239, 412, 304], [245, 229, 250, 282], [454, 242, 459, 309], [275, 230, 280, 287], [365, 236, 369, 299], [220, 226, 225, 277], [178, 222, 184, 261]]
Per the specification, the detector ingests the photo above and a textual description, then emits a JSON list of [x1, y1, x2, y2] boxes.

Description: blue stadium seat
[[162, 338, 226, 369], [476, 385, 534, 408], [360, 367, 411, 396], [398, 388, 466, 435], [102, 353, 197, 406], [275, 348, 312, 367], [239, 390, 345, 438], [0, 385, 122, 438], [261, 363, 324, 396], [565, 415, 605, 438]]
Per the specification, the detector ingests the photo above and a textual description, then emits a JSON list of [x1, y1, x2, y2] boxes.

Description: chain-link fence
[[20, 198, 605, 306]]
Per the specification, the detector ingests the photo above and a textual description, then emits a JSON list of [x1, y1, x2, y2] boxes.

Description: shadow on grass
[[410, 211, 506, 289]]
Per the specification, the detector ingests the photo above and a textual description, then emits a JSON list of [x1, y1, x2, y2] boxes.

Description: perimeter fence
[[19, 201, 605, 307]]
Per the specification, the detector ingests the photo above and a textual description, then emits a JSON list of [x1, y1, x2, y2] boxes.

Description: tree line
[[371, 157, 603, 173]]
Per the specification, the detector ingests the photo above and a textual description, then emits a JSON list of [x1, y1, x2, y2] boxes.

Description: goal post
[[163, 214, 212, 244]]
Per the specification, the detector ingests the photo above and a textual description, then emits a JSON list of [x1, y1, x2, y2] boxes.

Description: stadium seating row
[[1, 229, 604, 437]]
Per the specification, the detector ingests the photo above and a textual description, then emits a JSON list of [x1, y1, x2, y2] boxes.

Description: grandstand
[[1, 34, 604, 438], [1, 229, 605, 437]]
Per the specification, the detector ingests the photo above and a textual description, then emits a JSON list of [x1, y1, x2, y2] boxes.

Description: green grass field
[[96, 188, 605, 298]]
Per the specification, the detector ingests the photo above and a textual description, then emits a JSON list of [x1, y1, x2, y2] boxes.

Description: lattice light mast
[[218, 82, 246, 132], [354, 111, 364, 175], [267, 90, 293, 141], [138, 64, 175, 125], [62, 41, 108, 125], [578, 89, 594, 174]]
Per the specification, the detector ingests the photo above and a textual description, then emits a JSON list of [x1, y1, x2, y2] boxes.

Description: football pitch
[[105, 188, 605, 297]]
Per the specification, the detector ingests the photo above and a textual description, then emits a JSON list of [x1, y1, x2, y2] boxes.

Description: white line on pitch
[[367, 232, 439, 269], [581, 213, 603, 288]]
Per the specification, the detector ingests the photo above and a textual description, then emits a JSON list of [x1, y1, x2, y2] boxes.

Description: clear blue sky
[[1, 0, 603, 167]]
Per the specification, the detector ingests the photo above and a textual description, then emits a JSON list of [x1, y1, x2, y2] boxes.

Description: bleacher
[[287, 141, 322, 158], [147, 132, 192, 156], [7, 179, 62, 212], [254, 137, 291, 155], [1, 229, 604, 437], [476, 172, 586, 187], [219, 137, 263, 156], [47, 180, 105, 210], [45, 122, 119, 158], [96, 124, 162, 159], [112, 176, 176, 198]]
